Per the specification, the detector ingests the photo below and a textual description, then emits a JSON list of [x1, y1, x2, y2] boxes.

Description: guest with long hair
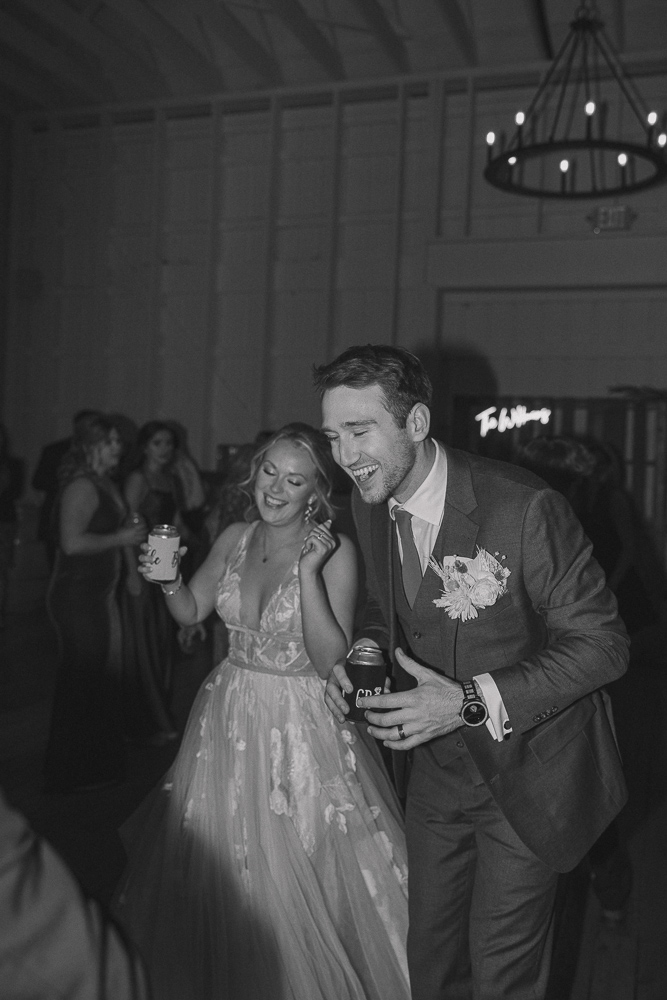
[[120, 420, 185, 744], [43, 414, 145, 794]]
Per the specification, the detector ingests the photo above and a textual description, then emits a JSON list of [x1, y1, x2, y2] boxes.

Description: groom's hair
[[313, 344, 433, 428]]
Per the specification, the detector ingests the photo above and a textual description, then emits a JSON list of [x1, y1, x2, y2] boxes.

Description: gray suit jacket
[[352, 445, 629, 872]]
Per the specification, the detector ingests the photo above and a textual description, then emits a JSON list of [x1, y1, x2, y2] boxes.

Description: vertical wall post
[[147, 108, 166, 418], [463, 77, 477, 238], [48, 117, 66, 430], [201, 103, 223, 467], [324, 90, 342, 362], [259, 96, 282, 431], [425, 78, 447, 346], [95, 112, 114, 404], [389, 83, 407, 345]]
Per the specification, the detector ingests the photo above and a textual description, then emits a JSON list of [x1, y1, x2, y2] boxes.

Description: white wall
[[4, 64, 667, 481]]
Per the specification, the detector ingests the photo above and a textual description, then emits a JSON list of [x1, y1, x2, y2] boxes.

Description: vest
[[391, 527, 484, 775]]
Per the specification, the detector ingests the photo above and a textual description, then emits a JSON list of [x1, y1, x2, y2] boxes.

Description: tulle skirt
[[113, 657, 410, 1000]]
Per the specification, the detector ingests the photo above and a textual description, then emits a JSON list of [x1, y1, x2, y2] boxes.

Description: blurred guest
[[0, 425, 24, 629], [204, 444, 255, 547], [516, 433, 634, 921], [203, 434, 271, 663], [121, 422, 184, 744], [31, 409, 100, 570], [168, 422, 207, 533], [577, 438, 667, 636], [43, 415, 145, 794], [0, 786, 150, 999]]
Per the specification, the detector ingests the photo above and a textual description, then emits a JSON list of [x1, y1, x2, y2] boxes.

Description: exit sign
[[587, 205, 637, 234]]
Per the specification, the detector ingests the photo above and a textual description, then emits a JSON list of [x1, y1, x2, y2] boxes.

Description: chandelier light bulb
[[647, 111, 658, 126], [559, 159, 569, 173], [508, 156, 517, 165], [585, 101, 596, 116], [515, 111, 525, 126], [617, 152, 628, 167], [658, 133, 667, 147], [486, 131, 496, 146]]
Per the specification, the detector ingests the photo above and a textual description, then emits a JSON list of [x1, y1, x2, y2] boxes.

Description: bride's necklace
[[261, 524, 308, 563]]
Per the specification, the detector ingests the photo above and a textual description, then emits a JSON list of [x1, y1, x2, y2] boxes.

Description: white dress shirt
[[388, 441, 511, 742]]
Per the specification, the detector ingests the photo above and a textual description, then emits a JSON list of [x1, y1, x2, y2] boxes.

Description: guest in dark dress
[[120, 421, 185, 744], [0, 424, 24, 629], [31, 410, 100, 570], [44, 415, 146, 794]]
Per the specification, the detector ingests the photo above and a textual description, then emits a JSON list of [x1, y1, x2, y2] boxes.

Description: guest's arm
[[59, 479, 145, 555]]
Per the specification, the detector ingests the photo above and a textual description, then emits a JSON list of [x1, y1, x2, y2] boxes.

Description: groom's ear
[[407, 403, 430, 442]]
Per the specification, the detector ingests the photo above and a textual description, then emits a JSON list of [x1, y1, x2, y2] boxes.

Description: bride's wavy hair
[[240, 423, 335, 524]]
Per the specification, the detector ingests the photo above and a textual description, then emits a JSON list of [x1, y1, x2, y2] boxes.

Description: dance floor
[[1, 541, 666, 999]]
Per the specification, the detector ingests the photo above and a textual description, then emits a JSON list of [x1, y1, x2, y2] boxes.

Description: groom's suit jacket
[[352, 444, 629, 873]]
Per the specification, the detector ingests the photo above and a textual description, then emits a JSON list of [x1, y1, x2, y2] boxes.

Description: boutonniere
[[428, 548, 510, 622]]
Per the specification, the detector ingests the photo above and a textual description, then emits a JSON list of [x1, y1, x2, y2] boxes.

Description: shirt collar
[[388, 441, 447, 526]]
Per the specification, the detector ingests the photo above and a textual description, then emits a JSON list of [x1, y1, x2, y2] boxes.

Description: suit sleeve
[[491, 486, 630, 734], [0, 790, 151, 1000]]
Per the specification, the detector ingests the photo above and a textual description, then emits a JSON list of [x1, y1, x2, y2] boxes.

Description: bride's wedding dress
[[114, 523, 410, 1000]]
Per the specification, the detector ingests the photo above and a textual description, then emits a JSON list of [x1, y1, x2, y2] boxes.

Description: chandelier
[[484, 2, 667, 199]]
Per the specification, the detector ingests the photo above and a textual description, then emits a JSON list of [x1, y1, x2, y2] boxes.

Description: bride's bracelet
[[161, 574, 183, 597]]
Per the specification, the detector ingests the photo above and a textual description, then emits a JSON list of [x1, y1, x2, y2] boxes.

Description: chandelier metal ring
[[483, 2, 667, 200]]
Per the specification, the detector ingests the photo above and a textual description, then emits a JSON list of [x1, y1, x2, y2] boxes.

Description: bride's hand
[[299, 519, 335, 573], [138, 542, 188, 581]]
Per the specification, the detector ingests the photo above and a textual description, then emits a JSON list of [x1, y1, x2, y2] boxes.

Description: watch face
[[462, 701, 488, 727]]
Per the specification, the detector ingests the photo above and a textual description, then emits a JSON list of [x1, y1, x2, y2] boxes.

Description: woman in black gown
[[44, 415, 146, 794], [121, 422, 185, 743]]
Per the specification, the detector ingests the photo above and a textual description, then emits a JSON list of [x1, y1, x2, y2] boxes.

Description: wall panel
[[3, 62, 667, 482]]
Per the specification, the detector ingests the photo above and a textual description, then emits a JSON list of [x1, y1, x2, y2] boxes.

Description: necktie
[[394, 508, 422, 608]]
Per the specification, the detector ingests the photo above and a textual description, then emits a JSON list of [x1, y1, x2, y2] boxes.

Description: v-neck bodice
[[215, 522, 315, 676]]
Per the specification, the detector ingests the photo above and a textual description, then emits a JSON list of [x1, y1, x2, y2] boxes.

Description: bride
[[113, 422, 410, 1000]]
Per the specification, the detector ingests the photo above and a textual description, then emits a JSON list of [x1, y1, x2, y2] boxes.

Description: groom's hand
[[360, 648, 466, 750]]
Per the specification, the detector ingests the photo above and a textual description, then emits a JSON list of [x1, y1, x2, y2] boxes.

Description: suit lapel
[[366, 446, 481, 680], [423, 447, 480, 678]]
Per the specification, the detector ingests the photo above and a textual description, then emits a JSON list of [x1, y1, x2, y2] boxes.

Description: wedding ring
[[397, 724, 406, 740]]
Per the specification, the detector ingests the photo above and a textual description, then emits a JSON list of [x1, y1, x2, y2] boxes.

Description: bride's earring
[[305, 496, 316, 522]]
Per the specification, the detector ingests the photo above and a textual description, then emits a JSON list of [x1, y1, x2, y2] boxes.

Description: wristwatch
[[460, 679, 489, 728]]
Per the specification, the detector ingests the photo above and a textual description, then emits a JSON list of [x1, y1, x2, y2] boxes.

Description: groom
[[314, 344, 628, 1000]]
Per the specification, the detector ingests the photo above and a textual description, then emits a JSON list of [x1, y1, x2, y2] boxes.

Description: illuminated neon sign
[[475, 405, 551, 438]]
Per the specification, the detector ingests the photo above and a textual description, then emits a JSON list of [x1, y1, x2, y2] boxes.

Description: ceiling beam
[[433, 0, 477, 66], [270, 0, 344, 80], [347, 0, 410, 74], [0, 58, 64, 110], [523, 0, 553, 60], [0, 9, 111, 102], [103, 0, 227, 94], [190, 0, 281, 85], [19, 0, 166, 98]]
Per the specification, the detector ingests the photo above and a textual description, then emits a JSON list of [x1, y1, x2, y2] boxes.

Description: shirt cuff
[[474, 673, 512, 742]]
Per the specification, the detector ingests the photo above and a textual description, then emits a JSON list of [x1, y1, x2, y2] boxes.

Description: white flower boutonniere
[[429, 548, 511, 622]]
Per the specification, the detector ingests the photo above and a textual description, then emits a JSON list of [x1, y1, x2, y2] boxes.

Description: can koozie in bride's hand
[[343, 646, 387, 723], [145, 524, 181, 583]]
